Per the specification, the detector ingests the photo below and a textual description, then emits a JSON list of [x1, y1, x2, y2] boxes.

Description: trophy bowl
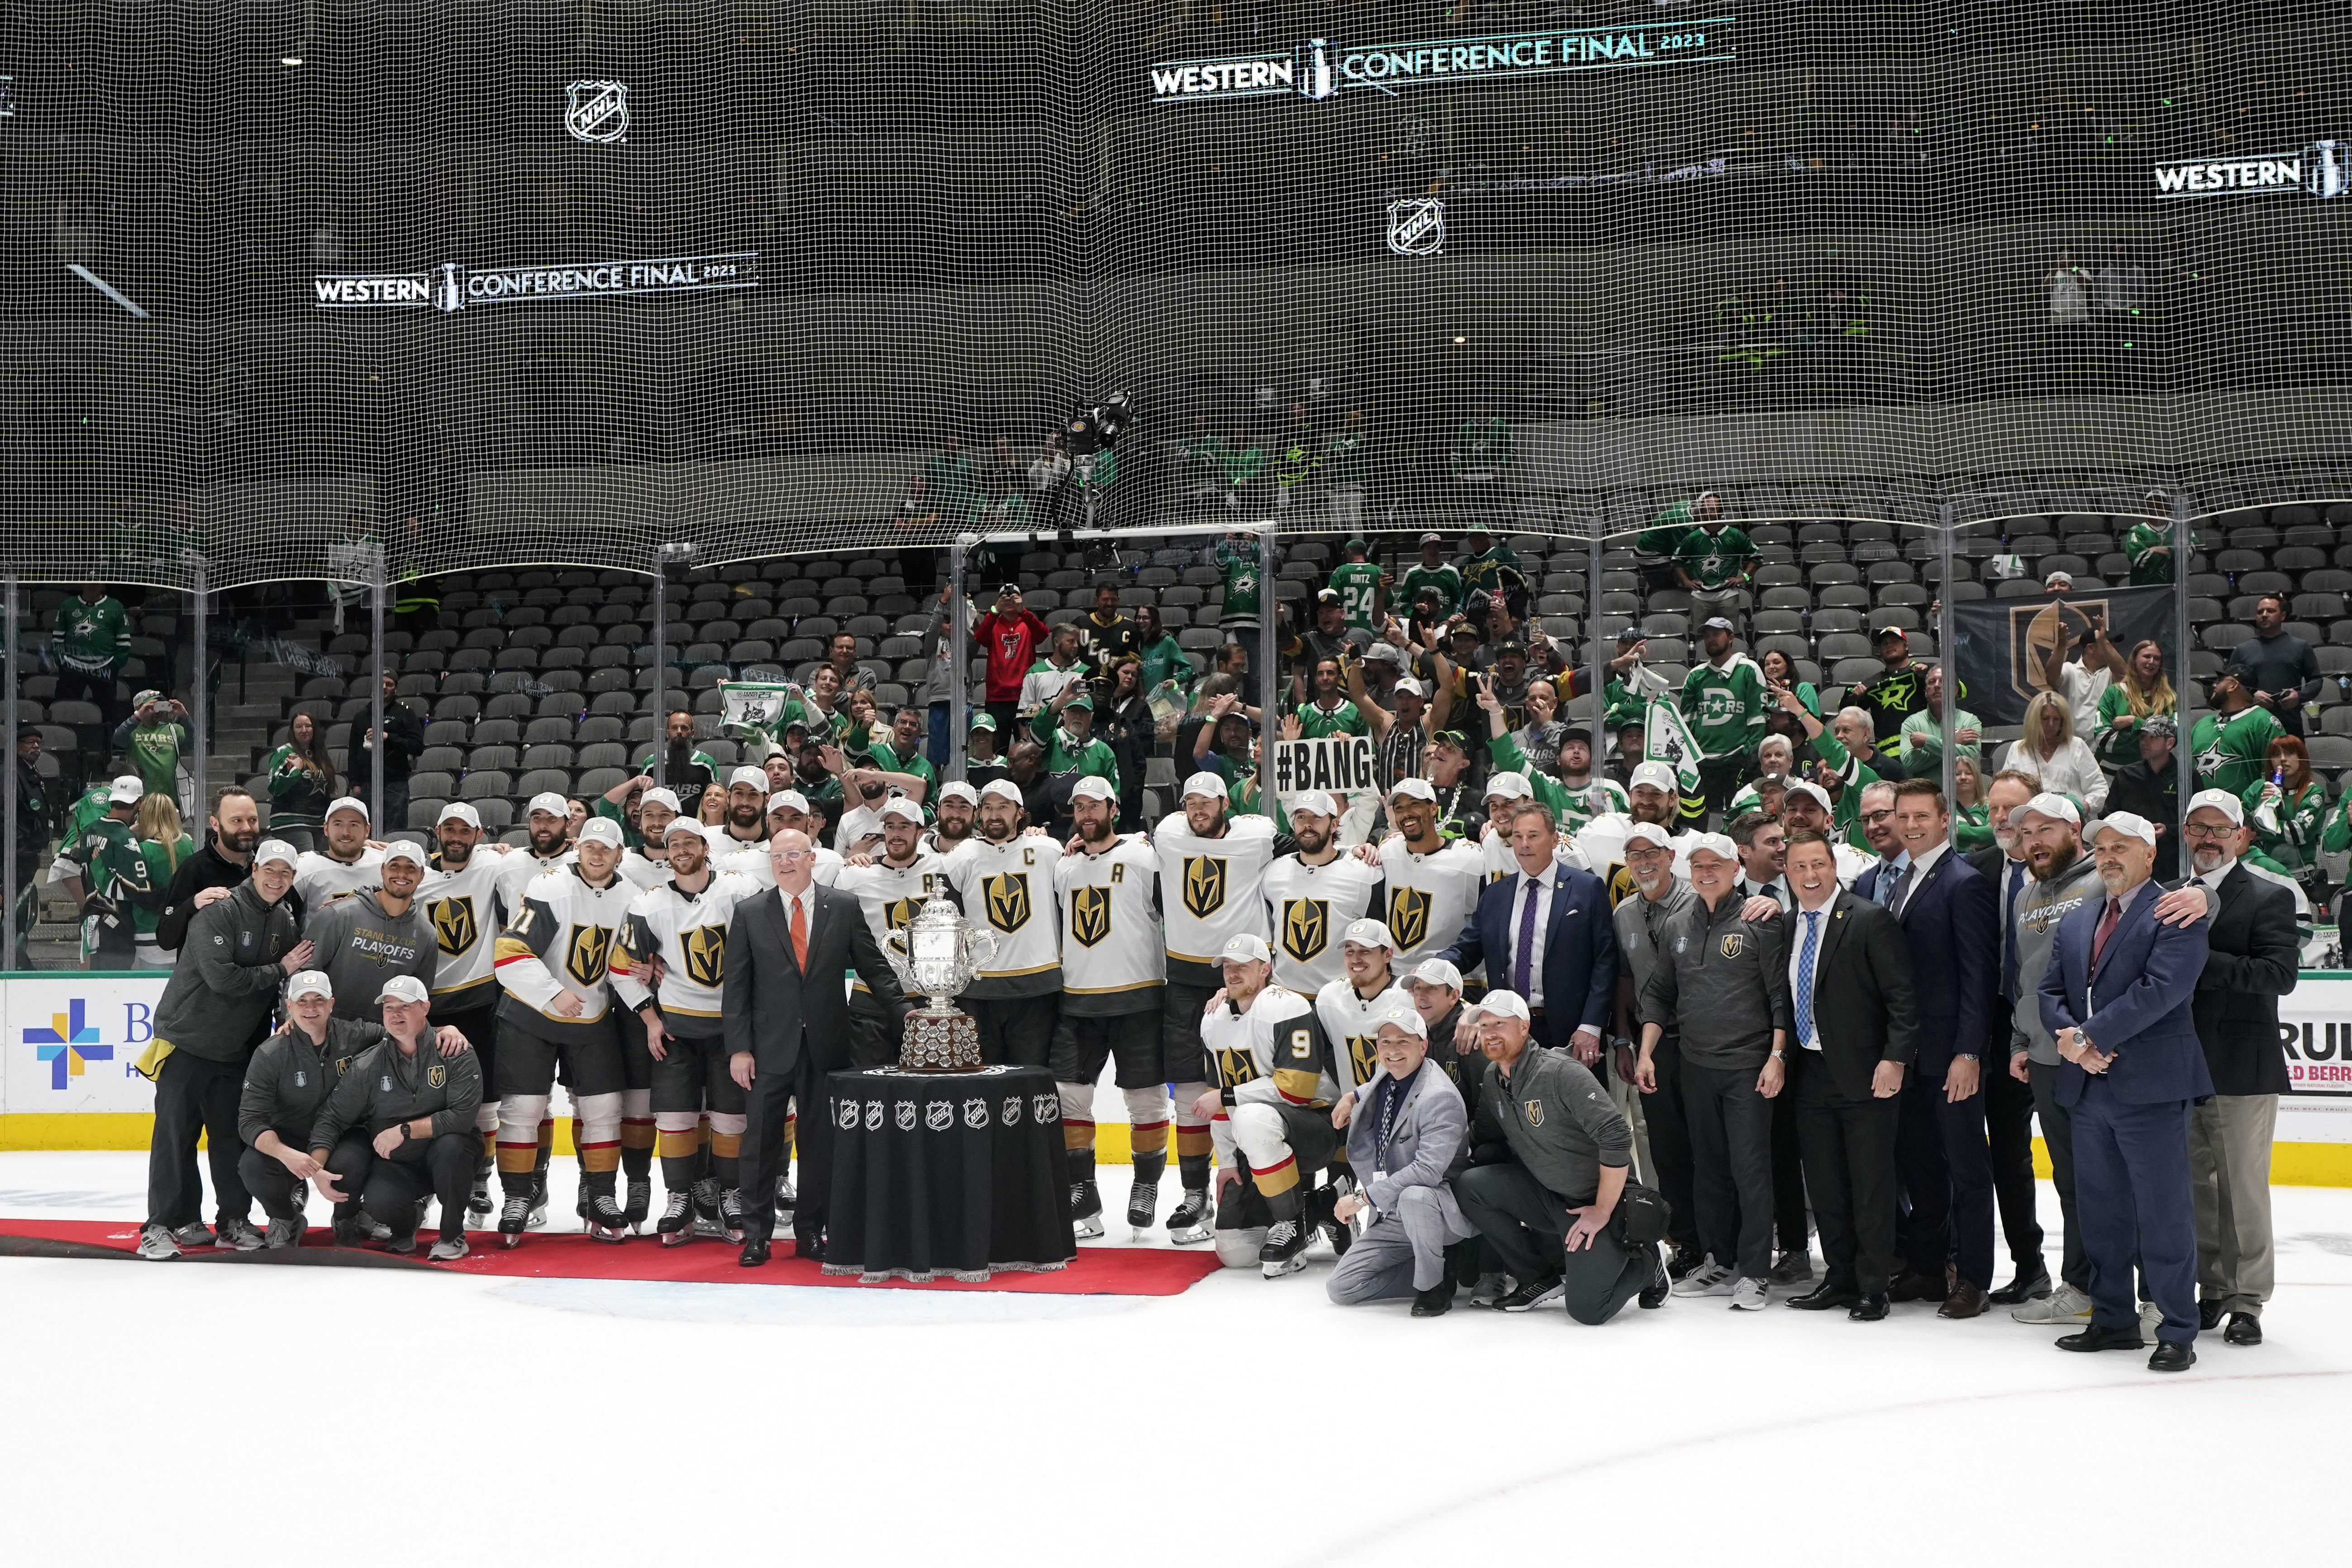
[[884, 895, 998, 1072]]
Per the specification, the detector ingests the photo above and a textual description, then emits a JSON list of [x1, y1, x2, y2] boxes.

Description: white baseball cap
[[1290, 790, 1340, 819], [1388, 777, 1438, 803], [1467, 989, 1531, 1023], [2184, 788, 2245, 827], [436, 802, 482, 829], [1219, 934, 1273, 966], [1625, 821, 1675, 849], [729, 765, 770, 791], [2016, 792, 2081, 828], [1182, 772, 1230, 802], [1408, 957, 1463, 990], [1342, 918, 1394, 950], [375, 975, 431, 1006], [576, 817, 625, 848], [324, 795, 370, 823], [639, 786, 681, 815], [1685, 832, 1738, 863], [1484, 773, 1533, 804], [879, 797, 928, 824], [1784, 780, 1835, 814], [527, 791, 569, 818], [380, 839, 427, 867], [1628, 761, 1678, 795], [285, 969, 333, 1001], [1375, 1005, 1428, 1039], [1070, 775, 1118, 804], [1394, 677, 1427, 700], [938, 781, 979, 806], [107, 774, 143, 805], [253, 839, 300, 870], [2090, 811, 2158, 848], [767, 790, 811, 816], [662, 816, 709, 842], [979, 779, 1026, 806]]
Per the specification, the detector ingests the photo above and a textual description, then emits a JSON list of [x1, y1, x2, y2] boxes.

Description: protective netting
[[0, 0, 2347, 592]]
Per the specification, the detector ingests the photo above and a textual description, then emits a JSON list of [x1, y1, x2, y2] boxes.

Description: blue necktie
[[1872, 865, 1899, 908], [1514, 875, 1542, 999], [1796, 910, 1820, 1050], [2002, 860, 2026, 1001]]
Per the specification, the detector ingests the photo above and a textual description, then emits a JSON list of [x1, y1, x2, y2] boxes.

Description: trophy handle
[[883, 925, 919, 991], [965, 925, 999, 972]]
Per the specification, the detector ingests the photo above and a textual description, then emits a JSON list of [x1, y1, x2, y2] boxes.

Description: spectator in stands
[[1850, 628, 1930, 743], [1295, 657, 1367, 739], [263, 712, 337, 855], [2247, 735, 2326, 891], [1680, 618, 1769, 822], [918, 591, 966, 770], [1757, 648, 1819, 719], [1183, 689, 1256, 795], [1400, 533, 1463, 621], [1674, 515, 1759, 636], [1031, 684, 1121, 804], [1638, 494, 1720, 595], [1320, 409, 1368, 528], [1212, 640, 1259, 716], [973, 587, 1049, 738], [9, 726, 48, 967], [696, 786, 729, 829], [352, 671, 424, 831], [1449, 400, 1515, 530], [800, 665, 847, 744], [1019, 623, 1089, 720], [2002, 691, 2109, 813], [2193, 662, 2286, 798], [636, 708, 718, 812], [1271, 402, 1318, 514], [2032, 607, 2123, 743], [1456, 526, 1522, 605], [1131, 605, 1190, 698], [822, 631, 878, 699], [2095, 639, 2177, 774], [1027, 432, 1071, 498], [861, 703, 937, 805], [1896, 665, 1981, 779], [964, 712, 1007, 789], [1078, 583, 1139, 674], [111, 691, 189, 810], [1610, 721, 1646, 789], [131, 793, 195, 968], [922, 435, 980, 526], [2123, 507, 2174, 586], [1096, 657, 1154, 832], [564, 798, 590, 845], [1952, 755, 1995, 853], [2229, 595, 2320, 739], [838, 690, 887, 757], [51, 581, 130, 732]]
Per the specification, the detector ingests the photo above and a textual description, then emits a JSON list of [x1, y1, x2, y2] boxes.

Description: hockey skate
[[1312, 1178, 1355, 1259], [691, 1177, 727, 1239], [583, 1175, 630, 1244], [718, 1187, 747, 1244], [1071, 1178, 1105, 1239], [497, 1193, 532, 1249], [656, 1191, 696, 1248], [1259, 1219, 1309, 1278], [776, 1173, 797, 1227], [526, 1173, 550, 1231], [624, 1177, 652, 1234], [1125, 1176, 1160, 1238], [1166, 1187, 1214, 1245]]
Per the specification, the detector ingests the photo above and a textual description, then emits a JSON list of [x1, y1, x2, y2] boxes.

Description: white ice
[[2, 1149, 2348, 1567]]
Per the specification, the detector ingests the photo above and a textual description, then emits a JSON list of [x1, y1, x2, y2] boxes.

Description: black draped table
[[824, 1065, 1076, 1282]]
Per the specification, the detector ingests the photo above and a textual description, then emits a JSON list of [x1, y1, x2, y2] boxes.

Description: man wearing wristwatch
[[305, 975, 484, 1259], [1635, 834, 1792, 1311]]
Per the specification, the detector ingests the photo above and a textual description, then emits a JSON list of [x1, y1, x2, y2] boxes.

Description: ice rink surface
[[2, 1149, 2347, 1567]]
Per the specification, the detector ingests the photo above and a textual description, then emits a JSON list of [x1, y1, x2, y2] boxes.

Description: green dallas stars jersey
[[1292, 698, 1366, 739], [1677, 656, 1769, 759], [1327, 561, 1383, 632], [2191, 706, 2283, 798], [1399, 562, 1463, 618], [1210, 539, 1262, 624], [1673, 526, 1758, 591], [2122, 520, 2175, 586]]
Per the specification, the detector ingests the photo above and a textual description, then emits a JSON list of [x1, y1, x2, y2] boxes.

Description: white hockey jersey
[[1376, 835, 1484, 968], [1262, 851, 1381, 998], [1151, 811, 1279, 981], [1199, 986, 1341, 1109], [833, 848, 949, 996], [417, 852, 509, 1012], [609, 870, 765, 1032], [494, 847, 577, 919], [943, 834, 1062, 998], [492, 865, 634, 1036], [1052, 835, 1165, 1015], [1314, 976, 1410, 1095], [295, 847, 384, 909]]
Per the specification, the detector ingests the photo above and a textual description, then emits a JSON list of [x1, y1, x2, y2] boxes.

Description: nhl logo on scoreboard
[[565, 79, 630, 144], [1386, 197, 1443, 257]]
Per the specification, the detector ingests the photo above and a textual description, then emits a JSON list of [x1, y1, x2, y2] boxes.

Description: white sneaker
[[214, 1217, 265, 1252], [1729, 1276, 1768, 1311], [2011, 1283, 2094, 1324], [428, 1234, 470, 1262], [1672, 1258, 1735, 1297], [136, 1223, 181, 1260]]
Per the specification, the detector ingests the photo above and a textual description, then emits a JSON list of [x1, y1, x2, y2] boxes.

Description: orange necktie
[[789, 893, 809, 971]]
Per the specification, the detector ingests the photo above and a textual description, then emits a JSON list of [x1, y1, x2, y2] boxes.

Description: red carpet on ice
[[0, 1218, 1221, 1296]]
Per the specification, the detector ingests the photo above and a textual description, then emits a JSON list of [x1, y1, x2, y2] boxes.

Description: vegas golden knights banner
[[1952, 584, 2178, 725]]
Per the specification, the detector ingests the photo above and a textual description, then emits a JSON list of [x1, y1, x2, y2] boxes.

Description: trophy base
[[899, 1007, 982, 1072]]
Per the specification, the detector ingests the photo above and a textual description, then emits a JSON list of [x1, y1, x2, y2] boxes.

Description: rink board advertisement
[[3, 974, 162, 1115]]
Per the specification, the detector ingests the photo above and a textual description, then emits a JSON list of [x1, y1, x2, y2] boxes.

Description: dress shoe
[[2224, 1312, 2262, 1346], [792, 1235, 826, 1264], [1784, 1282, 1861, 1311], [1411, 1282, 1455, 1317], [2148, 1341, 2197, 1373], [2197, 1298, 2225, 1331], [1886, 1268, 1950, 1304], [738, 1237, 772, 1268], [1937, 1281, 1990, 1320], [2056, 1322, 2147, 1354], [1768, 1248, 1815, 1286], [1848, 1294, 1890, 1321], [1987, 1267, 2052, 1306]]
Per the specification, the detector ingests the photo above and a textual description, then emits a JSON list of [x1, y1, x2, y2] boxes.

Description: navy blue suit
[[1858, 848, 1999, 1291], [1442, 862, 1619, 1050], [2038, 882, 2213, 1342]]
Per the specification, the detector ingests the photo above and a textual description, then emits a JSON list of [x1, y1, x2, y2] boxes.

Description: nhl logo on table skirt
[[895, 1100, 917, 1131], [864, 1100, 885, 1131], [963, 1097, 989, 1129], [1387, 197, 1444, 257], [565, 79, 629, 144], [1032, 1093, 1058, 1124], [1002, 1096, 1023, 1126], [927, 1100, 954, 1132], [837, 1100, 859, 1130]]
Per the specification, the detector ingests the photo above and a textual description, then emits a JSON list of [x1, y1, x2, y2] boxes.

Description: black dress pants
[[743, 1049, 836, 1245], [237, 1146, 308, 1227], [324, 1131, 472, 1242], [1681, 1059, 1775, 1280], [1453, 1161, 1646, 1325], [1771, 1091, 1810, 1256], [145, 1050, 252, 1231], [1637, 1035, 1700, 1255], [1791, 1050, 1901, 1296], [1985, 1041, 2046, 1272]]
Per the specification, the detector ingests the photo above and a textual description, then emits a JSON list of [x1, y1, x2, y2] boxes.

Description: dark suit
[[2187, 863, 2298, 1318], [1442, 862, 1619, 1048], [723, 882, 911, 1244], [1969, 842, 2047, 1276], [1858, 847, 1998, 1291], [1787, 891, 1919, 1295], [2038, 881, 2213, 1343]]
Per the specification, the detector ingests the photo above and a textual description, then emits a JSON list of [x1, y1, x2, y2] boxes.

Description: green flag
[[1644, 696, 1704, 795]]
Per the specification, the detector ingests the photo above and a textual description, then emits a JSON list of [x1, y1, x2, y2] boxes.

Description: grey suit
[[1327, 1058, 1476, 1304]]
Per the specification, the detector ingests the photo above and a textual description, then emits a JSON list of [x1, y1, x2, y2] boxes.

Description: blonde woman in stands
[[698, 786, 730, 829], [132, 792, 197, 967], [2093, 639, 2176, 774], [2001, 690, 2108, 812]]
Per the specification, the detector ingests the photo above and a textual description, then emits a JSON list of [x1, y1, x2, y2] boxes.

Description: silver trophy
[[883, 894, 999, 1072]]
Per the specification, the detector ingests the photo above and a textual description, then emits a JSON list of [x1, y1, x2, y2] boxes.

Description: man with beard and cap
[[613, 786, 684, 891], [928, 780, 980, 853], [609, 816, 767, 1246], [490, 815, 637, 1245], [1611, 820, 1700, 1275], [419, 802, 519, 1229], [1050, 775, 1170, 1238], [941, 779, 1063, 1067], [1150, 771, 1283, 1243], [293, 796, 386, 909], [834, 797, 948, 1070], [633, 707, 719, 818], [1315, 918, 1406, 1111], [1264, 791, 1382, 1000], [1327, 1004, 1481, 1316], [719, 791, 846, 891], [1570, 761, 1693, 909], [1371, 780, 1484, 979], [495, 793, 577, 917], [304, 838, 436, 1019], [708, 765, 778, 856]]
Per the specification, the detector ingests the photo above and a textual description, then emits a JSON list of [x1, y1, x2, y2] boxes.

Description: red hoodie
[[973, 608, 1049, 702]]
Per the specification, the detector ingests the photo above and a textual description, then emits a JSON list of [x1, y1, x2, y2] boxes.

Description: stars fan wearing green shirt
[[1293, 657, 1367, 738], [2192, 663, 2285, 798], [263, 712, 340, 851], [1674, 523, 1759, 634], [2243, 734, 2326, 879], [1030, 686, 1121, 796], [1400, 534, 1464, 619], [112, 690, 189, 804], [1678, 619, 1770, 816], [1326, 542, 1385, 634], [2094, 640, 2177, 772], [2122, 517, 2175, 586], [51, 583, 130, 726]]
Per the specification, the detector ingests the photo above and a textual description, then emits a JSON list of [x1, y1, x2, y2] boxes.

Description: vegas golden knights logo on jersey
[[1069, 885, 1112, 948], [1606, 864, 1638, 910], [883, 896, 924, 932], [681, 925, 727, 988], [1214, 1046, 1260, 1089], [431, 898, 478, 958], [565, 925, 613, 988], [1183, 856, 1227, 920], [1345, 1034, 1379, 1086], [1281, 899, 1330, 963], [1386, 887, 1430, 951], [984, 873, 1032, 933]]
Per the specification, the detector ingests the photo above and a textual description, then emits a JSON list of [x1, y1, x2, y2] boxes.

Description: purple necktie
[[1514, 875, 1543, 998]]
